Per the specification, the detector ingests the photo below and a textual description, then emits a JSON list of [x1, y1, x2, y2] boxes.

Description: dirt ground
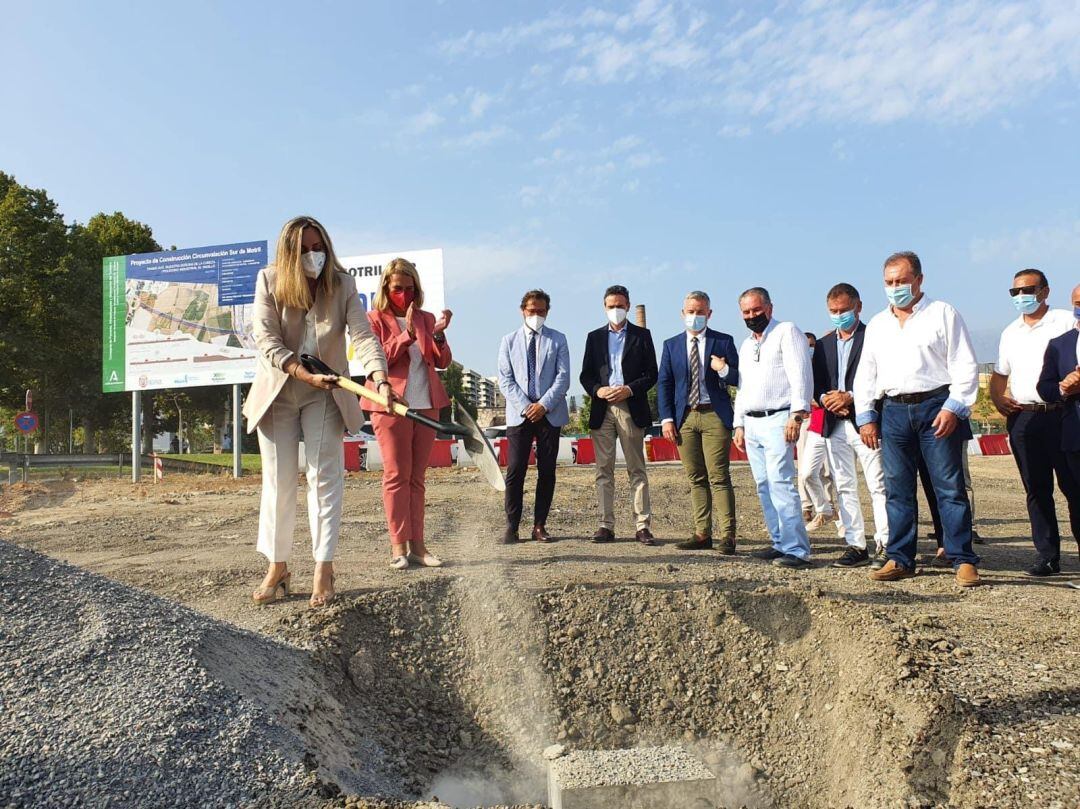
[[1, 457, 1078, 808]]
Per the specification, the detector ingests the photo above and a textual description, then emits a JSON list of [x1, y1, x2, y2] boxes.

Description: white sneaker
[[407, 552, 443, 568], [390, 555, 409, 571]]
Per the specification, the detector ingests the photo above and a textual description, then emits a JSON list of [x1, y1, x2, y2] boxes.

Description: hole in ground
[[201, 578, 966, 808]]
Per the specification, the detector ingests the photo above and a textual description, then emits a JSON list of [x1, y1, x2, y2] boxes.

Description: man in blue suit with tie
[[497, 289, 571, 544], [657, 290, 741, 552]]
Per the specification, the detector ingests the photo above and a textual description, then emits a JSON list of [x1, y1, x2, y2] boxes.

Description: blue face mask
[[684, 313, 707, 332], [830, 310, 857, 331], [1073, 306, 1080, 322], [1012, 294, 1040, 315], [885, 284, 915, 308]]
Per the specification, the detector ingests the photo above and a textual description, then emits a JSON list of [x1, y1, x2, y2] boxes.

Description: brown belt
[[690, 404, 713, 412], [1017, 402, 1063, 412]]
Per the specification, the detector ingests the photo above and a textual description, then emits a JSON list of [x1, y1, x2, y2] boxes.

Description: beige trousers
[[256, 377, 345, 563], [592, 401, 651, 531]]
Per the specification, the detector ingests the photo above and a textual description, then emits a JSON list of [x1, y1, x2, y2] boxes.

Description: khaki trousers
[[592, 401, 651, 531], [678, 409, 735, 538]]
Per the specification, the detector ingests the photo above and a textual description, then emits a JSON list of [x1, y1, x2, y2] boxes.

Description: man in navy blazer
[[657, 290, 740, 552], [579, 285, 659, 545], [1036, 285, 1080, 568], [497, 289, 571, 545]]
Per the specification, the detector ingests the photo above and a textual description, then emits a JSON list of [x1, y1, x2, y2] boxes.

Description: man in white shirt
[[732, 287, 813, 568], [855, 251, 981, 587], [991, 269, 1079, 577]]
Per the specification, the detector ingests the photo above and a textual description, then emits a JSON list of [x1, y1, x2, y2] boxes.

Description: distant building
[[460, 367, 502, 409]]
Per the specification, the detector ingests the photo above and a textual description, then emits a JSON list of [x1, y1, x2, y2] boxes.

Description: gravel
[[548, 746, 714, 788], [0, 540, 322, 808]]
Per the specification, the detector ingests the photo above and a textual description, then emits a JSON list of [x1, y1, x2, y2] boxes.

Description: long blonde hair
[[271, 216, 342, 309], [373, 257, 425, 312]]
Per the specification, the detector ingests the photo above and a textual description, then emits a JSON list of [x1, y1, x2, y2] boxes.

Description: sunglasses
[[752, 341, 761, 362], [1008, 285, 1043, 296]]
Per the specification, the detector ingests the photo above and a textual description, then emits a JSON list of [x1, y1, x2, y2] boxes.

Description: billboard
[[103, 243, 445, 390]]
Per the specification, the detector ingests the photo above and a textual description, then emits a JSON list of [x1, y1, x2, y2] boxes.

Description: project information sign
[[102, 244, 445, 389], [102, 241, 267, 392]]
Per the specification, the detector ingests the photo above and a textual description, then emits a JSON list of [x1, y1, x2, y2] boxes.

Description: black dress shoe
[[592, 527, 615, 543], [750, 546, 784, 560], [500, 526, 519, 545], [676, 535, 713, 550], [1025, 559, 1061, 577], [720, 537, 737, 555], [532, 524, 555, 543], [833, 547, 870, 568], [772, 554, 812, 569], [972, 529, 986, 545], [635, 528, 657, 546]]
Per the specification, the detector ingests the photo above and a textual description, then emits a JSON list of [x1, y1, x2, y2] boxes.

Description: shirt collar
[[609, 323, 627, 335]]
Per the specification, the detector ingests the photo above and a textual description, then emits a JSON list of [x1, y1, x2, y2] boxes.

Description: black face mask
[[744, 314, 769, 334]]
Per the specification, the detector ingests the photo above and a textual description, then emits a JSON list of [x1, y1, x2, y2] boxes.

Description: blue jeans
[[881, 392, 979, 570], [744, 411, 811, 560]]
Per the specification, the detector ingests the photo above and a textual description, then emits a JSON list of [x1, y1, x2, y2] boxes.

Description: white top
[[396, 317, 432, 410], [854, 295, 978, 424], [995, 308, 1074, 404], [300, 307, 318, 357], [733, 319, 812, 428]]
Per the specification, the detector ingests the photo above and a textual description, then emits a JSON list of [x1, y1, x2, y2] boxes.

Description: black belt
[[744, 407, 789, 418], [885, 385, 949, 404], [1017, 402, 1063, 412]]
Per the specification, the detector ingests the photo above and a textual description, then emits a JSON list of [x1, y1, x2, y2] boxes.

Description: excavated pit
[[199, 577, 967, 808]]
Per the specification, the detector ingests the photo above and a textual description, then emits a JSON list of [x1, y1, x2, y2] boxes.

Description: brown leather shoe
[[869, 560, 916, 581], [956, 563, 980, 587], [720, 537, 737, 555], [676, 534, 713, 550], [635, 528, 657, 546], [591, 527, 615, 543], [532, 524, 554, 543]]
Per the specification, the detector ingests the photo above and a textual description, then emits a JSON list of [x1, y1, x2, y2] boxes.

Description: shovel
[[299, 354, 505, 491]]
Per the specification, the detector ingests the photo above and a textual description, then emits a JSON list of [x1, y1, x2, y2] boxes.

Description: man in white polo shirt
[[732, 287, 814, 569], [991, 268, 1080, 577], [854, 251, 981, 587]]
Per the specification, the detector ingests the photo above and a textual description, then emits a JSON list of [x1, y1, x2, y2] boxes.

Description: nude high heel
[[309, 574, 336, 609], [252, 571, 291, 606]]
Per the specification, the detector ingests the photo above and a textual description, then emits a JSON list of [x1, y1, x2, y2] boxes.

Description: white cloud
[[442, 125, 512, 149], [468, 91, 494, 119], [405, 109, 444, 134], [438, 1, 1080, 128], [442, 240, 551, 290], [970, 219, 1080, 266], [717, 123, 751, 138]]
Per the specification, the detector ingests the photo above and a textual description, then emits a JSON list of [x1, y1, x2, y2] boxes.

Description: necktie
[[688, 337, 700, 408], [527, 331, 538, 401]]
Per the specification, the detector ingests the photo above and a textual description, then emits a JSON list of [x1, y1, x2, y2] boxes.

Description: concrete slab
[[547, 746, 717, 809]]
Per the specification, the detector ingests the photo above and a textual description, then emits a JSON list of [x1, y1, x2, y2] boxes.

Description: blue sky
[[4, 0, 1080, 389]]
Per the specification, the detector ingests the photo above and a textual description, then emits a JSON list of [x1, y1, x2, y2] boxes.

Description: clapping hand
[[404, 302, 417, 337], [1062, 366, 1080, 397], [434, 309, 453, 334], [710, 355, 727, 374]]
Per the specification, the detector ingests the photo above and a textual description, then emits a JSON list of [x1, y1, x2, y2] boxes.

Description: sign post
[[232, 384, 242, 479], [132, 391, 141, 482]]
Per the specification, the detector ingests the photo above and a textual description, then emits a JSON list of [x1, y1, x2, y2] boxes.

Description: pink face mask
[[389, 288, 415, 311]]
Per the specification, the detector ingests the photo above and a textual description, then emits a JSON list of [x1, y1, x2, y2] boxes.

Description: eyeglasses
[[752, 341, 761, 362], [1009, 285, 1043, 296]]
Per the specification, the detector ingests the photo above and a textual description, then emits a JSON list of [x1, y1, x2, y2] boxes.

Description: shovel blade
[[453, 399, 506, 492]]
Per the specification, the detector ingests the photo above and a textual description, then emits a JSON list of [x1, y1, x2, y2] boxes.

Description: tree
[[439, 361, 476, 418]]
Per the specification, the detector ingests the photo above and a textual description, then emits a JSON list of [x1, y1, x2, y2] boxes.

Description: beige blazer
[[242, 267, 388, 434]]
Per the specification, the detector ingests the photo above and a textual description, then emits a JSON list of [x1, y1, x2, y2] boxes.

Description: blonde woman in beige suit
[[243, 216, 394, 608]]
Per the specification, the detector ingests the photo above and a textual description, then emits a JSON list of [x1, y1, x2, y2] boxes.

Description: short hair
[[827, 282, 861, 302], [884, 251, 922, 276], [604, 284, 630, 303], [684, 290, 710, 306], [520, 288, 551, 310], [1014, 268, 1049, 287], [739, 286, 771, 305], [804, 331, 816, 340]]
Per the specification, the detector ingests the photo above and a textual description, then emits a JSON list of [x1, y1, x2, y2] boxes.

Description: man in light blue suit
[[497, 289, 571, 544]]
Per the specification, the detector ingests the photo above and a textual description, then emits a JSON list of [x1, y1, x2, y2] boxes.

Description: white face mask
[[606, 307, 627, 326], [301, 251, 326, 279], [524, 314, 546, 332], [684, 313, 707, 332]]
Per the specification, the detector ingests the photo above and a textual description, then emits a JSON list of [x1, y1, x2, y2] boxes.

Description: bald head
[[1071, 284, 1080, 308]]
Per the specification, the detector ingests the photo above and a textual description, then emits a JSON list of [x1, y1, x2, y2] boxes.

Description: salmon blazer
[[363, 308, 453, 410], [242, 267, 388, 434]]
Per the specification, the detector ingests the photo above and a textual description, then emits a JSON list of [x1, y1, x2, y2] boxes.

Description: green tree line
[[0, 171, 235, 454]]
